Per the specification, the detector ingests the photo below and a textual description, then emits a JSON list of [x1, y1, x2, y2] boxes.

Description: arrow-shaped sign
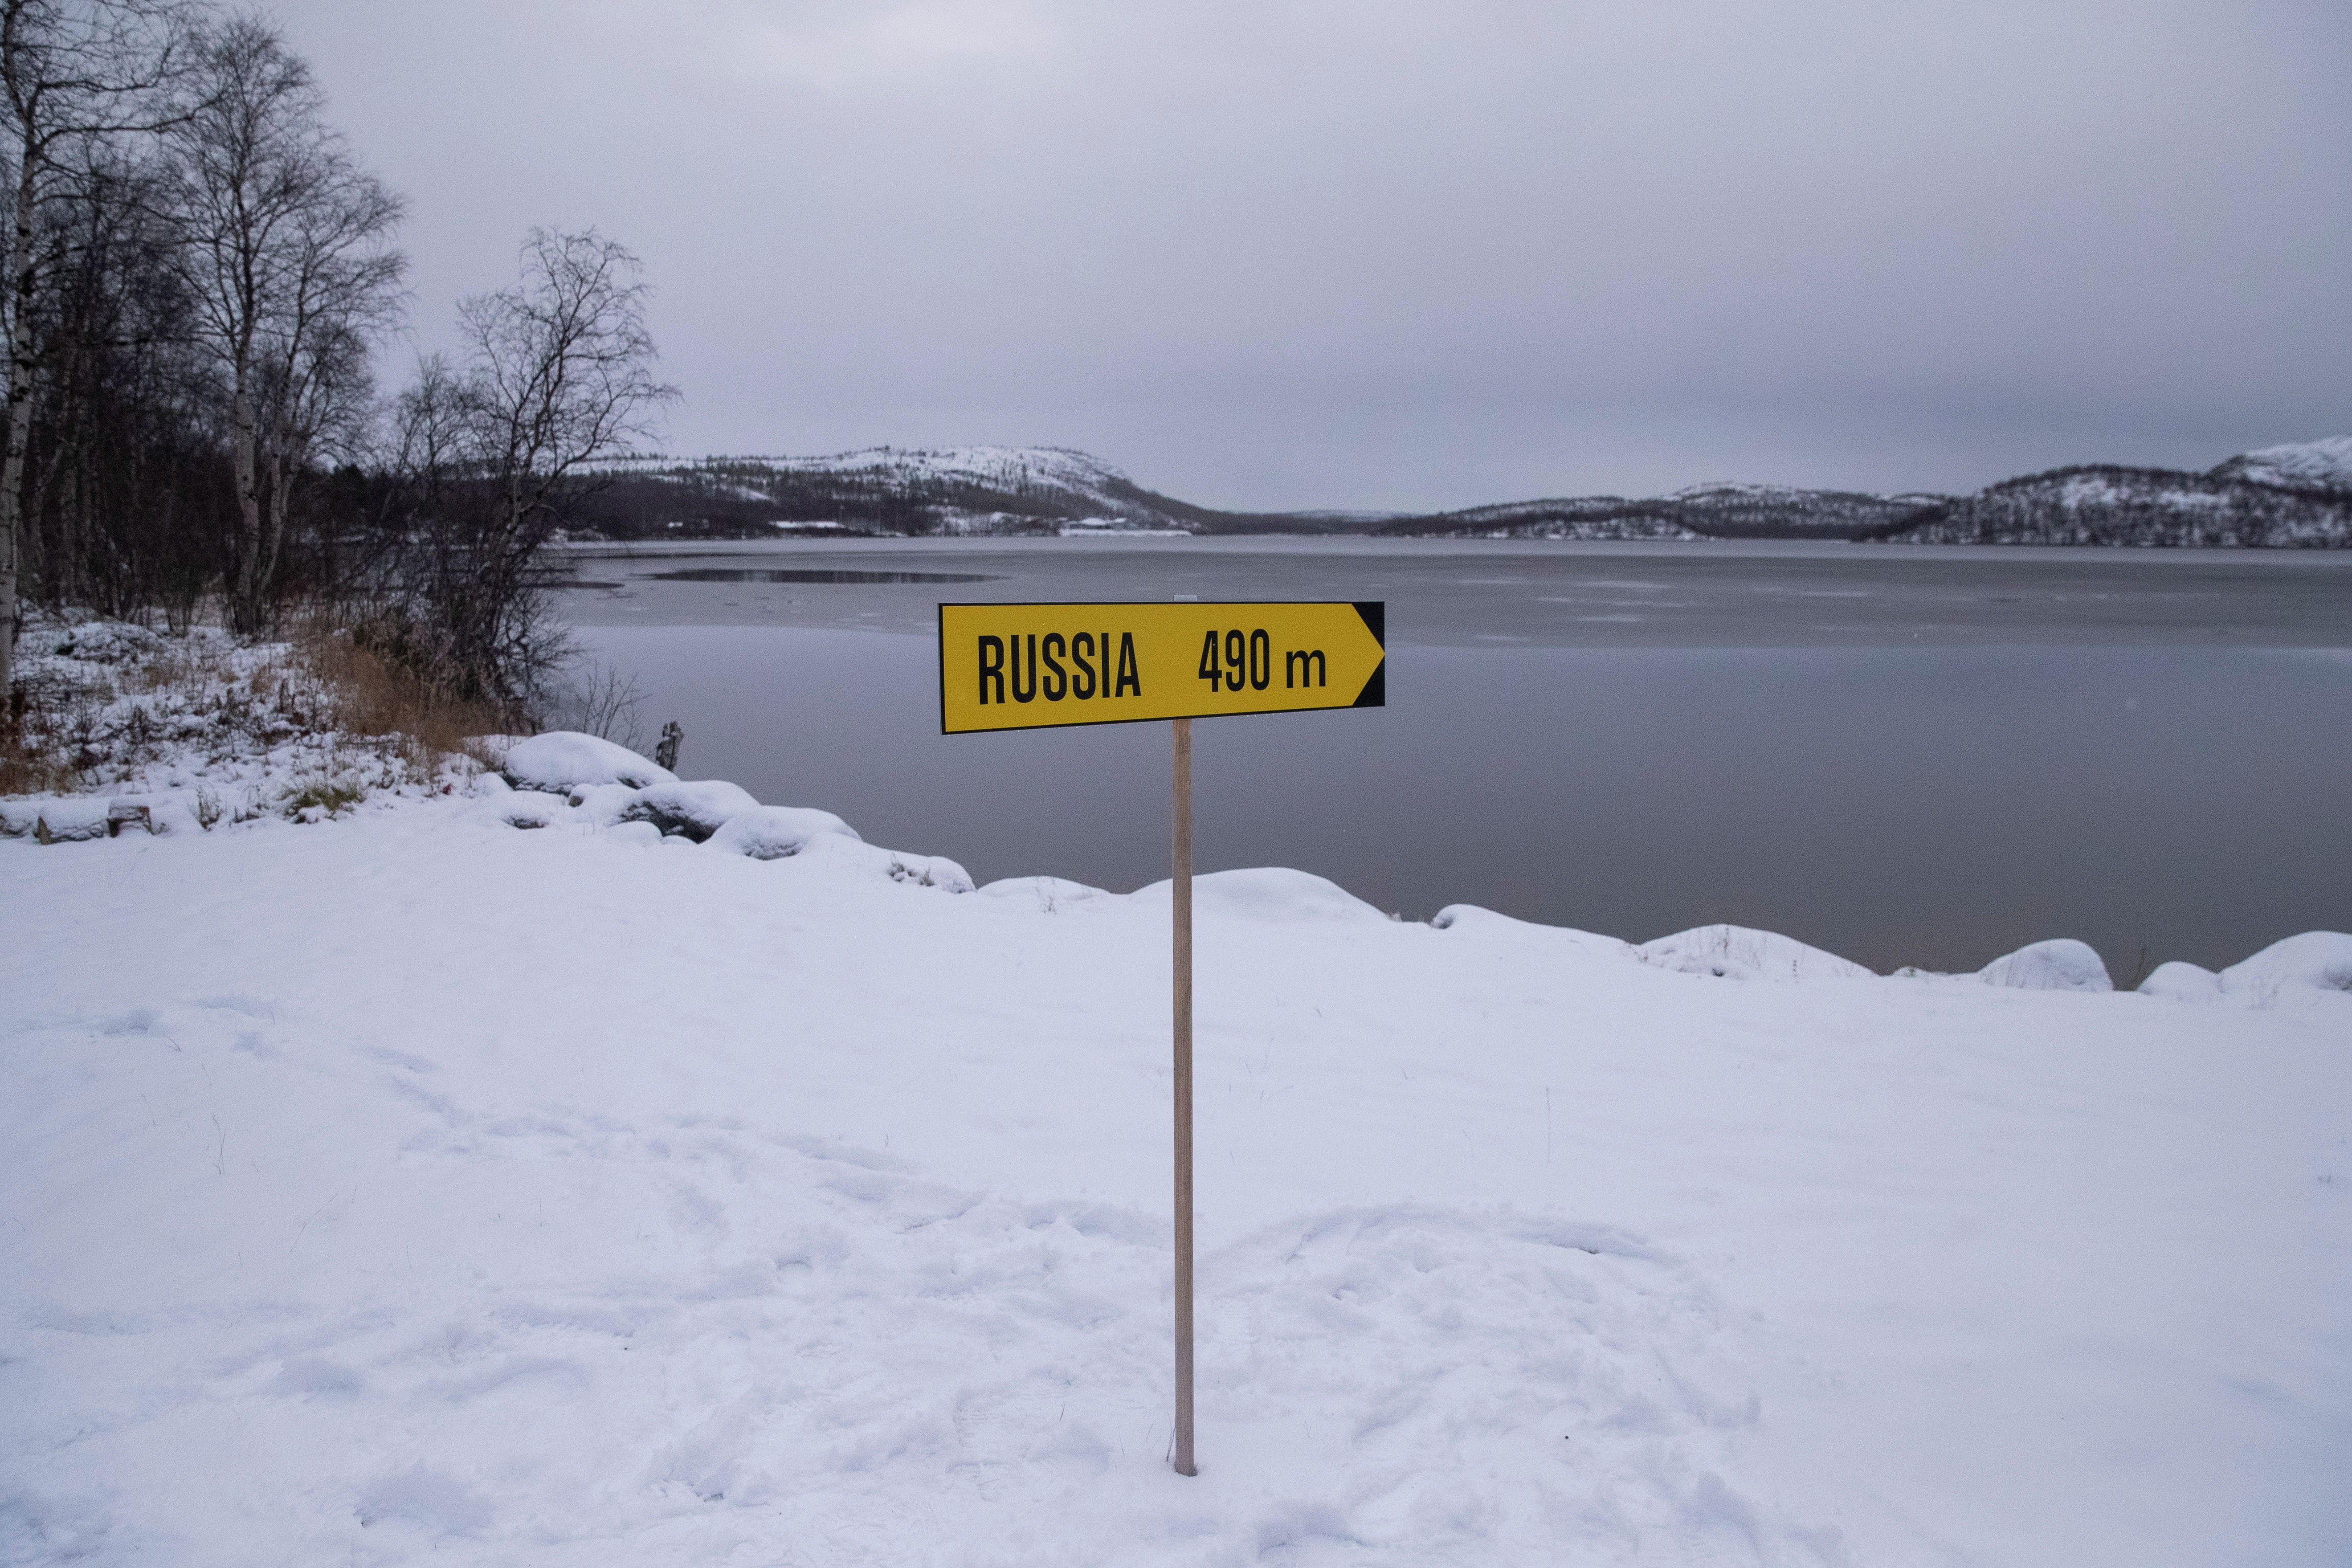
[[939, 600, 1385, 734]]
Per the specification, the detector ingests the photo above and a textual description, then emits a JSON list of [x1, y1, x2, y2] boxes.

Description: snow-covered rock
[[32, 797, 114, 843], [792, 831, 974, 891], [704, 804, 860, 860], [605, 820, 664, 847], [1637, 923, 1871, 982], [110, 794, 201, 837], [1131, 866, 1387, 923], [2139, 960, 2222, 1003], [978, 875, 1114, 912], [501, 731, 675, 794], [1979, 938, 2112, 992], [882, 851, 976, 893], [0, 797, 49, 837], [44, 620, 163, 663], [492, 791, 570, 830], [565, 782, 642, 826], [2219, 931, 2352, 1004], [1430, 904, 1637, 960], [618, 780, 759, 840]]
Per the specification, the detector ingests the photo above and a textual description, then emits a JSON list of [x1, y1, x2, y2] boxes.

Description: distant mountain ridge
[[1376, 482, 1950, 542], [2211, 435, 2352, 494], [1862, 440, 2352, 547], [581, 445, 1354, 539], [576, 437, 2352, 547]]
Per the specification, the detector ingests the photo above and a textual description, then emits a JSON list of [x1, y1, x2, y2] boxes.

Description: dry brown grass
[[3, 653, 82, 794], [289, 620, 514, 774], [3, 609, 523, 801], [0, 739, 73, 796]]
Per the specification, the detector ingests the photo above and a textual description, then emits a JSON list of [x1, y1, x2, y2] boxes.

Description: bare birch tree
[[380, 229, 672, 704], [167, 13, 400, 633]]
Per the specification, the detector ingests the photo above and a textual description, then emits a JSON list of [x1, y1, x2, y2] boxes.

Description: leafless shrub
[[542, 660, 645, 749]]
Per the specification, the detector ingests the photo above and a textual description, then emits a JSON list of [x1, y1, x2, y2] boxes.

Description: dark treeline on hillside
[[1856, 465, 2352, 548], [0, 0, 671, 714], [565, 457, 1329, 542], [1372, 486, 1940, 542], [572, 467, 974, 541]]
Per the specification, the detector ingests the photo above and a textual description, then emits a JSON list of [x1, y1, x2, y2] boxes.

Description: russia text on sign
[[938, 601, 1385, 733]]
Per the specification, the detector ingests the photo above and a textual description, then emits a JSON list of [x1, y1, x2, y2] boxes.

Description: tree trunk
[[0, 150, 38, 698], [228, 374, 262, 632], [260, 448, 288, 619]]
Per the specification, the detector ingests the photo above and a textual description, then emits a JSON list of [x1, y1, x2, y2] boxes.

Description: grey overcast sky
[[265, 0, 2350, 510]]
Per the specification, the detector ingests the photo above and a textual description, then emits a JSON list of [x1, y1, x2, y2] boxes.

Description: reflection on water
[[559, 540, 2352, 978]]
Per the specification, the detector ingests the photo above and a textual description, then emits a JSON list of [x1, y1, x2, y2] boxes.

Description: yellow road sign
[[939, 601, 1385, 733]]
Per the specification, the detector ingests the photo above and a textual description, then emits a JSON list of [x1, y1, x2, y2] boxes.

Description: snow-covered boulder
[[492, 791, 569, 830], [1432, 904, 1526, 934], [1431, 905, 1637, 960], [1637, 924, 1871, 982], [1131, 867, 1387, 923], [705, 805, 860, 860], [2139, 961, 2222, 1003], [2220, 931, 2352, 1004], [46, 621, 163, 663], [882, 851, 975, 893], [618, 780, 759, 841], [1979, 939, 2112, 993], [978, 875, 1114, 913], [792, 832, 974, 892], [565, 783, 641, 826], [501, 731, 675, 794], [112, 794, 201, 837], [32, 797, 114, 843], [605, 821, 664, 847], [0, 797, 49, 837]]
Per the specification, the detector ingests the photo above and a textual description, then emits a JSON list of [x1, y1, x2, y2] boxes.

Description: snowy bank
[[4, 735, 2349, 1567], [0, 610, 479, 837]]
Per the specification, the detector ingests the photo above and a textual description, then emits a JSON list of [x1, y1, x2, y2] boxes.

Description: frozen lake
[[556, 538, 2352, 977]]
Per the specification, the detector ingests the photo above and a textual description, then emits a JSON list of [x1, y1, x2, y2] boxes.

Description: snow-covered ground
[[4, 724, 2348, 1565]]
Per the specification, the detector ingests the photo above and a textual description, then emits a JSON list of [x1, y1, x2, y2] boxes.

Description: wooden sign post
[[1171, 715, 1195, 1476], [940, 599, 1388, 1476]]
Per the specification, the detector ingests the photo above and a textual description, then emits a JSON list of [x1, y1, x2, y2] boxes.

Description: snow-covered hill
[[722, 445, 1167, 531], [585, 447, 1262, 538], [1868, 463, 2352, 547], [752, 444, 1133, 497], [1378, 483, 1940, 541], [2209, 434, 2352, 495]]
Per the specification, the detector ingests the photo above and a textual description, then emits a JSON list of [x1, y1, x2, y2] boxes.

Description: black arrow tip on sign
[[1352, 601, 1386, 708]]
